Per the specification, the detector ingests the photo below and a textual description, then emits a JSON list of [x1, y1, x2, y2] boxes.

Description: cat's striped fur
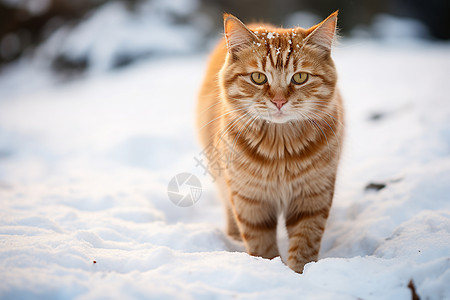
[[196, 12, 344, 273]]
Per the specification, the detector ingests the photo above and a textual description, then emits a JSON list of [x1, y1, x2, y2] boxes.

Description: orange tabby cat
[[196, 11, 344, 273]]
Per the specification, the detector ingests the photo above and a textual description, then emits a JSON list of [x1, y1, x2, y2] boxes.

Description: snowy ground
[[0, 39, 449, 299]]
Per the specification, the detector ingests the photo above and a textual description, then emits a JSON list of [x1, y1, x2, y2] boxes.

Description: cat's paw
[[287, 258, 310, 274]]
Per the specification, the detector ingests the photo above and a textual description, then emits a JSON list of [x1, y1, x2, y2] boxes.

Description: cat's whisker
[[230, 115, 258, 159], [243, 114, 260, 137], [295, 111, 319, 132], [305, 107, 344, 128], [302, 109, 340, 153], [215, 116, 243, 142], [199, 107, 250, 130], [229, 114, 258, 162], [305, 109, 340, 141], [301, 99, 345, 109], [224, 118, 249, 163], [199, 99, 221, 114], [301, 101, 345, 114], [227, 99, 260, 107], [227, 96, 255, 101], [295, 110, 331, 158], [300, 100, 341, 107], [219, 103, 259, 144], [240, 114, 260, 146], [216, 110, 251, 136], [215, 113, 249, 149], [216, 109, 262, 151], [308, 118, 332, 159], [301, 100, 329, 103]]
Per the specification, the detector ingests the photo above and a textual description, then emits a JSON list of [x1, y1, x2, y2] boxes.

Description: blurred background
[[0, 0, 449, 81]]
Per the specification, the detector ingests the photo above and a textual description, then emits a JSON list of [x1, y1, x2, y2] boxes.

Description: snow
[[25, 0, 208, 75], [371, 14, 430, 40], [285, 11, 320, 29], [1, 0, 51, 15], [351, 14, 432, 41], [1, 38, 450, 299]]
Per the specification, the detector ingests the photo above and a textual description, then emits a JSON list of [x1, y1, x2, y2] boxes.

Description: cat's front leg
[[225, 201, 241, 241], [230, 190, 279, 259], [284, 195, 331, 273]]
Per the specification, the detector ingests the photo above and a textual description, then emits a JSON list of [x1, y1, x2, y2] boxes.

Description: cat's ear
[[304, 11, 338, 51], [224, 14, 257, 54]]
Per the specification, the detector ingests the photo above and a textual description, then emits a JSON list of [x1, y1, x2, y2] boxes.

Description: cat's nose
[[271, 97, 287, 110]]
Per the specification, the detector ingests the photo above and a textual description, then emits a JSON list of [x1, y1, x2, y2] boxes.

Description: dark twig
[[408, 279, 420, 300]]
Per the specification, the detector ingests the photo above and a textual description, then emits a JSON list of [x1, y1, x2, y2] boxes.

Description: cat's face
[[220, 13, 338, 124]]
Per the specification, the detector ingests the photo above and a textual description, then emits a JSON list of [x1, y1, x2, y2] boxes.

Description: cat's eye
[[291, 72, 309, 85], [251, 72, 267, 85]]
